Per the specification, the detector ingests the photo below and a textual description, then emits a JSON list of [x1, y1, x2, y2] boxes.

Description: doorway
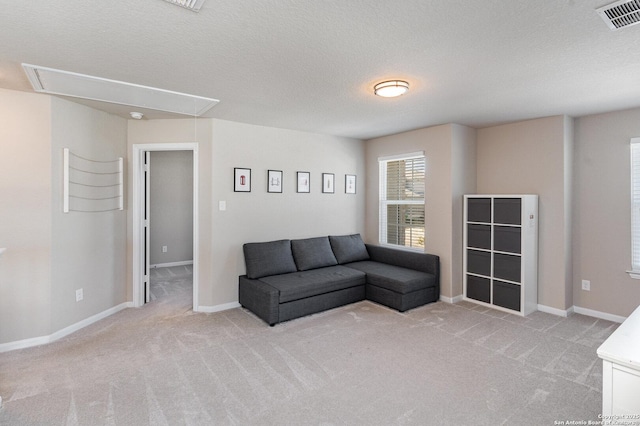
[[132, 143, 199, 310]]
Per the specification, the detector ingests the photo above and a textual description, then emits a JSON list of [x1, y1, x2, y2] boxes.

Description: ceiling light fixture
[[374, 80, 410, 98], [130, 112, 144, 120], [22, 64, 219, 116]]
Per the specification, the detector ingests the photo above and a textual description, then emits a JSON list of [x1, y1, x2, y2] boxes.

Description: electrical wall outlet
[[581, 280, 591, 291], [162, 246, 168, 253], [76, 288, 83, 302]]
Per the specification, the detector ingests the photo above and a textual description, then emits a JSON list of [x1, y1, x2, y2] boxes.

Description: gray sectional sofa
[[238, 234, 439, 325]]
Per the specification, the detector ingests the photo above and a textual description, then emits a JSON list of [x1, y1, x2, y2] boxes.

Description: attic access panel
[[22, 64, 219, 116]]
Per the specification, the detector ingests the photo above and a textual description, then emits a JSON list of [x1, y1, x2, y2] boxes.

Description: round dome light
[[374, 80, 409, 98]]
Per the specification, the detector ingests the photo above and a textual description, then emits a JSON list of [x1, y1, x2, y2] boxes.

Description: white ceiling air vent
[[597, 0, 640, 30], [22, 64, 219, 116], [162, 0, 206, 12]]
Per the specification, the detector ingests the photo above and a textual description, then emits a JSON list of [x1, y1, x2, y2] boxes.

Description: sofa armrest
[[364, 244, 440, 279], [239, 275, 280, 326]]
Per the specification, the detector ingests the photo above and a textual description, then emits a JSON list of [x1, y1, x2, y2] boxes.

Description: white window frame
[[628, 138, 640, 279], [378, 151, 425, 251]]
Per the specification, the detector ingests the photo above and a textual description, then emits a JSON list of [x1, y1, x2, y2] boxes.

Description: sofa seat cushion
[[345, 261, 436, 294], [259, 265, 366, 303]]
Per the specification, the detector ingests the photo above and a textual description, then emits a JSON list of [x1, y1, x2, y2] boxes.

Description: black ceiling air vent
[[597, 0, 640, 30]]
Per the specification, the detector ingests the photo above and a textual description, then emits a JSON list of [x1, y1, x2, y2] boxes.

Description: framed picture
[[267, 170, 283, 193], [322, 173, 335, 194], [234, 167, 251, 192], [297, 171, 310, 193], [345, 174, 356, 194]]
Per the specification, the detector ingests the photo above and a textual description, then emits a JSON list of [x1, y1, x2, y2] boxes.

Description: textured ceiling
[[1, 0, 639, 140]]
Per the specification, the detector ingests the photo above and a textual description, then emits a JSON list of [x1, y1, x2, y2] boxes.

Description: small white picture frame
[[234, 168, 251, 192], [297, 171, 310, 193], [322, 173, 335, 194], [267, 170, 283, 193]]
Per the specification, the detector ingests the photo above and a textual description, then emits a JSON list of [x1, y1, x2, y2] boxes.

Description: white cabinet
[[463, 195, 538, 316], [598, 305, 640, 416]]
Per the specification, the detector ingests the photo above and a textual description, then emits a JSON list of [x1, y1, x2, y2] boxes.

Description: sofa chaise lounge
[[238, 234, 440, 325]]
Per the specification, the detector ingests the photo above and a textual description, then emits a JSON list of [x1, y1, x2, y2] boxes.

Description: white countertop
[[598, 304, 640, 371]]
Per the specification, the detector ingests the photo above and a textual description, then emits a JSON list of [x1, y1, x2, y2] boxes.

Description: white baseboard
[[151, 260, 193, 268], [1, 299, 625, 354], [0, 302, 133, 353], [537, 304, 574, 317], [443, 297, 627, 324], [0, 335, 50, 354], [197, 301, 241, 313], [49, 302, 134, 341], [440, 294, 464, 304], [537, 304, 626, 323], [573, 305, 626, 323]]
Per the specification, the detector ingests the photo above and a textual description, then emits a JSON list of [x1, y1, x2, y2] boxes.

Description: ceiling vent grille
[[162, 0, 206, 12], [597, 0, 640, 30]]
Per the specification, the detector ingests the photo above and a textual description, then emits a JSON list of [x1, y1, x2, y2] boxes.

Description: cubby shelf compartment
[[463, 195, 538, 316]]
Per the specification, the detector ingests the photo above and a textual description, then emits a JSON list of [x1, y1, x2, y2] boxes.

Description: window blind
[[631, 140, 640, 271], [379, 155, 425, 249]]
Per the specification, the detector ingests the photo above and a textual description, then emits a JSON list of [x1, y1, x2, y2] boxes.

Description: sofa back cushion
[[243, 239, 298, 279], [291, 236, 338, 271], [329, 234, 370, 264]]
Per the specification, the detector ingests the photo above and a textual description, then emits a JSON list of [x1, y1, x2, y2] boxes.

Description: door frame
[[132, 143, 199, 310]]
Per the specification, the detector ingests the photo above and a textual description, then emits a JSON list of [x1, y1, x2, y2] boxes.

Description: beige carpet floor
[[0, 265, 619, 425]]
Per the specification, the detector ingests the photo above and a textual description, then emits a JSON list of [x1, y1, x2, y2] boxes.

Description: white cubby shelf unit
[[463, 194, 539, 316]]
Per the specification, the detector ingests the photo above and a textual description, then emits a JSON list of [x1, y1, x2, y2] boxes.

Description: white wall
[[149, 151, 193, 265], [127, 118, 213, 306], [365, 124, 476, 299], [573, 107, 640, 317], [210, 119, 365, 307], [4, 84, 639, 349], [564, 117, 574, 309], [50, 98, 128, 332], [0, 90, 127, 346], [128, 118, 365, 309], [451, 124, 477, 298], [476, 116, 572, 311], [0, 88, 52, 344]]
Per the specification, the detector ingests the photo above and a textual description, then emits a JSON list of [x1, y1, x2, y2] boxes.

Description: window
[[379, 152, 425, 250], [630, 138, 640, 278]]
